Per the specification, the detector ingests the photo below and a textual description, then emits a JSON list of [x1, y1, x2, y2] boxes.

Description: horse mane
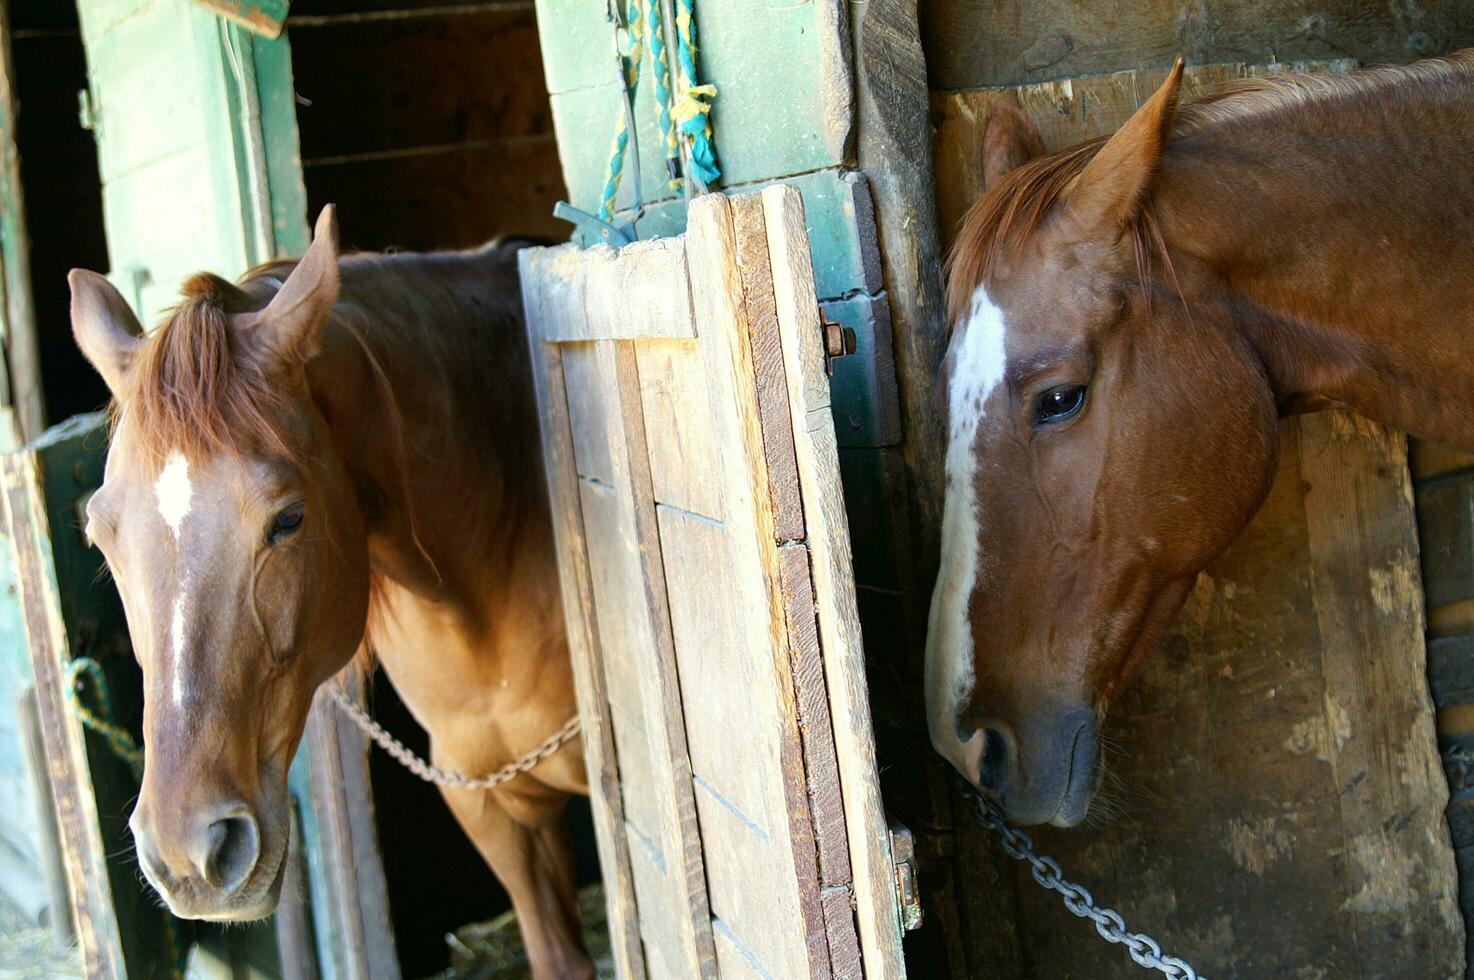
[[117, 267, 302, 465], [944, 49, 1474, 327]]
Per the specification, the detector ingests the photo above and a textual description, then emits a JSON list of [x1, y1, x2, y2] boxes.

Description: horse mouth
[[1048, 724, 1103, 828]]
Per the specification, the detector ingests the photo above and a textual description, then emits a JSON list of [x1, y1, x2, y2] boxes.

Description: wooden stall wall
[[923, 7, 1474, 978], [287, 0, 567, 252]]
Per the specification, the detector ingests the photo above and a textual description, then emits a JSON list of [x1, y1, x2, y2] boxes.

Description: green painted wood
[[192, 0, 290, 39], [540, 0, 852, 212], [822, 294, 902, 449], [77, 0, 301, 322]]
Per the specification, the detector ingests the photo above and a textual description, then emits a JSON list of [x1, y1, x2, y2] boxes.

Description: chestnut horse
[[69, 207, 591, 977], [929, 51, 1474, 826]]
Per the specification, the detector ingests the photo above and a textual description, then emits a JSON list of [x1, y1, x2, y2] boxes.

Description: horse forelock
[[116, 271, 303, 468]]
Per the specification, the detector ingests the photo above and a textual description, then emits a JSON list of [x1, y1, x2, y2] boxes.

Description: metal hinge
[[889, 820, 923, 932]]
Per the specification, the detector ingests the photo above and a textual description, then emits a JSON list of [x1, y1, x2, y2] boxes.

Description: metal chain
[[964, 786, 1205, 980], [327, 685, 580, 791]]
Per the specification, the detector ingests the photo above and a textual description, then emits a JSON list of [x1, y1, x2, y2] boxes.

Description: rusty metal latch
[[889, 820, 923, 932], [821, 310, 857, 376]]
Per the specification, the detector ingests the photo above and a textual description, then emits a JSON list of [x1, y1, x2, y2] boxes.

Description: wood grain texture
[[686, 193, 830, 978], [920, 0, 1474, 90], [850, 0, 948, 570], [0, 444, 121, 979], [0, 0, 44, 439], [634, 340, 724, 521], [732, 193, 806, 544], [305, 678, 402, 980], [762, 184, 908, 978], [575, 338, 716, 980], [521, 251, 646, 980]]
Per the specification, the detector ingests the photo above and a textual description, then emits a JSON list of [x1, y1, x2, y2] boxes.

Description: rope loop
[[64, 657, 144, 776]]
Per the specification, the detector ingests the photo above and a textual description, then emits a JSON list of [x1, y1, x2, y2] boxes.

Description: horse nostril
[[978, 728, 1009, 791], [197, 810, 260, 895]]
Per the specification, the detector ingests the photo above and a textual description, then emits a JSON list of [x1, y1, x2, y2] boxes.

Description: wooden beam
[[0, 0, 45, 440]]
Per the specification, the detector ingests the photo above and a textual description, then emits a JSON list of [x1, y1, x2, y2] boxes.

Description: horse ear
[[247, 205, 340, 366], [69, 269, 145, 398], [1066, 58, 1185, 235], [982, 101, 1044, 190]]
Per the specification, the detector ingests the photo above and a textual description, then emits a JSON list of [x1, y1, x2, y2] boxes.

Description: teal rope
[[673, 0, 720, 187], [599, 0, 645, 223], [647, 0, 680, 188], [63, 658, 187, 979]]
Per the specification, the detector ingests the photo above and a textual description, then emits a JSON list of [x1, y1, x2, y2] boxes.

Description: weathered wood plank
[[634, 340, 724, 521], [521, 250, 646, 979], [578, 337, 716, 979], [304, 677, 402, 980], [586, 237, 696, 342], [0, 0, 44, 439], [686, 193, 832, 978], [920, 0, 1474, 91], [0, 422, 122, 979], [779, 544, 852, 886], [762, 184, 907, 977], [732, 193, 806, 543]]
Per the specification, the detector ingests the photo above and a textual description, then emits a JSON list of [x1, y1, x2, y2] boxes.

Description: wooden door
[[522, 186, 908, 979]]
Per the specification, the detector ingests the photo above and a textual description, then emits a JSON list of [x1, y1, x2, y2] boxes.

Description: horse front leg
[[438, 782, 593, 980]]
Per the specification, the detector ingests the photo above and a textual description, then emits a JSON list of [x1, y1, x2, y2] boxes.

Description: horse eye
[[1035, 384, 1086, 425], [267, 507, 304, 545]]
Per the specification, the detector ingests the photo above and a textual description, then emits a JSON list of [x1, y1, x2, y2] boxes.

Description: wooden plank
[[732, 193, 805, 542], [779, 545, 851, 886], [305, 677, 402, 980], [582, 237, 696, 342], [657, 506, 825, 978], [288, 7, 547, 161], [0, 0, 45, 438], [920, 0, 1474, 90], [0, 425, 123, 979], [1296, 413, 1460, 964], [521, 251, 646, 980], [762, 183, 907, 978], [302, 136, 568, 251], [849, 0, 947, 563], [686, 193, 833, 978], [575, 337, 716, 979], [16, 683, 73, 947], [634, 340, 725, 520]]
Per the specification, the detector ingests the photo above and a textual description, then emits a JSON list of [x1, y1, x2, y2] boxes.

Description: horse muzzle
[[973, 707, 1102, 827], [131, 799, 286, 921]]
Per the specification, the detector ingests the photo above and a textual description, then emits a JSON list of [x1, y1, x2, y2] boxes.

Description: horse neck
[[307, 248, 553, 620], [1154, 70, 1474, 448]]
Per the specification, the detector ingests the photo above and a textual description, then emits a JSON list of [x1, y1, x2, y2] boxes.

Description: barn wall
[[923, 7, 1474, 978], [921, 0, 1474, 90], [287, 0, 568, 252]]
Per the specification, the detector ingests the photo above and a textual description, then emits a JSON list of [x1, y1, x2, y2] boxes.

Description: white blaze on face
[[926, 286, 1008, 784], [155, 452, 192, 539], [155, 451, 194, 707]]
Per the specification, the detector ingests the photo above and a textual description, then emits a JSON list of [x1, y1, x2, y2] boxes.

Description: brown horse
[[69, 207, 592, 977], [929, 51, 1474, 826]]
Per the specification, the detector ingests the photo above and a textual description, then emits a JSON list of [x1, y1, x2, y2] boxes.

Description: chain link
[[327, 685, 580, 791], [964, 786, 1204, 980]]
